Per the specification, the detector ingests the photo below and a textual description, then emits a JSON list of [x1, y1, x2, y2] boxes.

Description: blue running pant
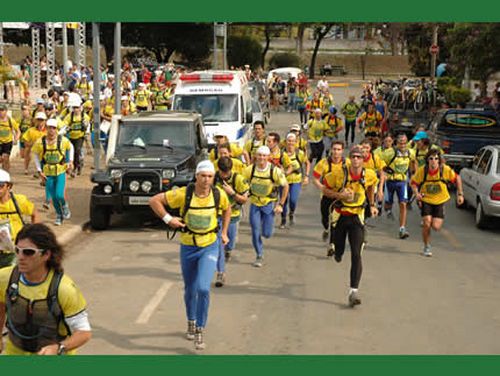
[[282, 182, 301, 218], [249, 202, 275, 258], [217, 218, 239, 273], [45, 173, 66, 216], [180, 240, 219, 328]]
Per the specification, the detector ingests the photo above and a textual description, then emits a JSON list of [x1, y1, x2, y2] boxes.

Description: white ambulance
[[172, 70, 254, 146]]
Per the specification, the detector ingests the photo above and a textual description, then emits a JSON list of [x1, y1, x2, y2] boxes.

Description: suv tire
[[90, 188, 111, 230]]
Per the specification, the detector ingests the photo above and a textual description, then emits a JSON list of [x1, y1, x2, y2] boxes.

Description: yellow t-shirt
[[242, 163, 287, 206], [244, 137, 266, 159], [18, 117, 33, 135], [307, 119, 329, 142], [209, 143, 244, 162], [324, 167, 378, 216], [412, 144, 445, 167], [165, 186, 230, 247], [63, 113, 90, 140], [382, 148, 416, 181], [0, 116, 19, 143], [214, 173, 249, 218], [22, 127, 47, 145], [324, 115, 344, 138], [373, 146, 394, 162], [279, 136, 308, 155], [282, 149, 307, 184], [0, 194, 34, 252], [359, 111, 383, 133], [0, 267, 87, 355], [313, 157, 351, 181], [269, 148, 291, 168], [411, 164, 456, 205], [32, 136, 72, 176], [134, 90, 151, 108], [363, 152, 386, 173]]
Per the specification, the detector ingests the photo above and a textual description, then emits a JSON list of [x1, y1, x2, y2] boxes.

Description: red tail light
[[490, 183, 500, 201]]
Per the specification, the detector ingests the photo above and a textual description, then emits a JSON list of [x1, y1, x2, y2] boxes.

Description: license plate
[[129, 196, 150, 205]]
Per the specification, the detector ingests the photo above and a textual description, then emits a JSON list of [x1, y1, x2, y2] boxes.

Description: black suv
[[89, 111, 208, 230]]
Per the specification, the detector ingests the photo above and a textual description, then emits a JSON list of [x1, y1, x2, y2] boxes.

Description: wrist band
[[162, 213, 173, 224]]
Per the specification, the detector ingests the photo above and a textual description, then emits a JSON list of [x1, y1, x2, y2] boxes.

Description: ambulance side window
[[240, 96, 244, 123]]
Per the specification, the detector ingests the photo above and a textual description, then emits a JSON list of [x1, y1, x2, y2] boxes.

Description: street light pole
[[62, 23, 68, 86], [430, 25, 439, 79], [92, 22, 101, 171], [213, 22, 218, 70], [114, 22, 121, 115]]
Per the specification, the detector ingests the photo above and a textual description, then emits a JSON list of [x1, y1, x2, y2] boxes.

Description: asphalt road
[[64, 84, 500, 354]]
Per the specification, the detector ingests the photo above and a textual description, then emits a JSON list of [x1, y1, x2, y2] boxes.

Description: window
[[477, 150, 492, 175], [173, 94, 238, 122], [117, 121, 192, 149]]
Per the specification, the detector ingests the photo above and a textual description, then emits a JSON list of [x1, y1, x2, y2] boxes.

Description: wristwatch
[[57, 342, 67, 355]]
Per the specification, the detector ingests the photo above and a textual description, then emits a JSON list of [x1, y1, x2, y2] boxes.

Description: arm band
[[162, 213, 173, 224]]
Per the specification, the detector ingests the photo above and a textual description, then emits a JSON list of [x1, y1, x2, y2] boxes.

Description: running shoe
[[327, 243, 335, 258], [322, 230, 329, 242], [423, 245, 432, 257], [252, 257, 263, 268], [215, 272, 225, 288], [62, 204, 71, 220], [54, 215, 63, 226], [194, 328, 205, 350], [348, 290, 361, 307], [334, 249, 343, 263], [225, 250, 231, 262], [186, 320, 196, 340], [399, 228, 410, 239], [289, 213, 295, 226]]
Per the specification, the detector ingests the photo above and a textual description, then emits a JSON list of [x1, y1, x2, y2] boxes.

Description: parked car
[[89, 111, 208, 230], [427, 108, 500, 171], [459, 145, 500, 229], [266, 67, 302, 86]]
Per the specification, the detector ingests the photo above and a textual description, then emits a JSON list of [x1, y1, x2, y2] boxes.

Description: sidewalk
[[8, 148, 94, 246]]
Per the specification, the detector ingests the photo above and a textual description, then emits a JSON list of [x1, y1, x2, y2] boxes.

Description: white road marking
[[135, 281, 173, 324]]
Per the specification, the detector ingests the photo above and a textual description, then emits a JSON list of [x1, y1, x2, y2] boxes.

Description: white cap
[[213, 130, 227, 137], [0, 169, 11, 183], [47, 119, 58, 128], [36, 98, 45, 104], [290, 124, 301, 131], [286, 133, 297, 141], [256, 145, 271, 155], [68, 93, 82, 107], [99, 94, 106, 101], [35, 112, 47, 120], [121, 95, 129, 101], [196, 160, 215, 175], [314, 108, 322, 113], [138, 82, 146, 87]]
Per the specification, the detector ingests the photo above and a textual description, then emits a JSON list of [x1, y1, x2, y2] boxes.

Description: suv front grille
[[121, 171, 162, 194]]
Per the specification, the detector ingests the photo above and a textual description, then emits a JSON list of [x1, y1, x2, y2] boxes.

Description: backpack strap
[[7, 266, 21, 303], [181, 183, 196, 218], [10, 193, 26, 226], [47, 270, 70, 334]]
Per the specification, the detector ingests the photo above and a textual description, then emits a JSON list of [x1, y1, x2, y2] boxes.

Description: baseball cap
[[196, 160, 215, 175], [349, 145, 364, 157], [0, 169, 11, 183], [47, 119, 58, 128], [36, 98, 45, 105], [35, 112, 47, 120], [413, 131, 429, 141], [256, 145, 271, 155], [290, 124, 301, 131]]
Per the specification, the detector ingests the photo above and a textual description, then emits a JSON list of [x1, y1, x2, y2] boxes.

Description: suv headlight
[[162, 169, 176, 179], [141, 181, 152, 193], [129, 180, 140, 192], [110, 169, 123, 179]]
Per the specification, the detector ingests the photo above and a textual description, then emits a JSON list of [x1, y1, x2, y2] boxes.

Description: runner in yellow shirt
[[214, 143, 245, 174], [22, 112, 48, 176], [411, 149, 464, 257], [244, 120, 266, 163], [133, 83, 151, 111], [306, 108, 329, 165], [0, 104, 20, 172]]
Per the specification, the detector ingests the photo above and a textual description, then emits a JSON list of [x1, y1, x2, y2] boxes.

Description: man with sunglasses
[[322, 146, 378, 307], [0, 169, 40, 268], [0, 223, 92, 355], [62, 96, 90, 178], [411, 150, 464, 257]]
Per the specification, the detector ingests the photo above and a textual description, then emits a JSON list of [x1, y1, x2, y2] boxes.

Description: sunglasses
[[428, 157, 440, 161], [0, 182, 8, 188], [351, 155, 363, 159], [15, 246, 47, 257]]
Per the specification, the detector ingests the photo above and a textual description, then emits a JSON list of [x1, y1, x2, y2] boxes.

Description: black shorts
[[420, 202, 445, 219], [0, 142, 13, 156]]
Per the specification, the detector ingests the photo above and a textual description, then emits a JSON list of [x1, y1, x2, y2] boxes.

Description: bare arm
[[37, 330, 92, 355], [149, 192, 185, 229]]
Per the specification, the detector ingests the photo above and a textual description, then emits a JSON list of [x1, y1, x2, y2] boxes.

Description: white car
[[459, 145, 500, 228], [267, 67, 302, 86]]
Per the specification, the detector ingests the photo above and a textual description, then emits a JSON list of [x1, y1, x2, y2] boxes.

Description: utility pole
[[92, 22, 101, 171], [114, 22, 121, 115], [223, 22, 227, 70], [213, 22, 218, 69], [31, 27, 41, 89], [430, 25, 439, 79], [62, 23, 68, 86]]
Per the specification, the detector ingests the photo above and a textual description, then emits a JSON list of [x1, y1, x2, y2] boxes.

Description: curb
[[58, 221, 89, 247]]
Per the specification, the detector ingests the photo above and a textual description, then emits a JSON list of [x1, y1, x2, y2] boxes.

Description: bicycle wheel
[[414, 91, 425, 112], [388, 93, 399, 110]]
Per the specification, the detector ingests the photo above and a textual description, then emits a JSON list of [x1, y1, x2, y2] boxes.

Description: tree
[[261, 24, 287, 68], [308, 23, 334, 79], [295, 23, 309, 56], [227, 35, 263, 69], [446, 23, 500, 96]]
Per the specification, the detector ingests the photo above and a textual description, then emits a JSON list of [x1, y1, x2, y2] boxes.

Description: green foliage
[[436, 77, 460, 92], [227, 35, 263, 69], [437, 78, 471, 106], [268, 53, 301, 69]]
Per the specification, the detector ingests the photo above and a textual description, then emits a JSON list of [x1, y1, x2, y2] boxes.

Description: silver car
[[460, 145, 500, 228]]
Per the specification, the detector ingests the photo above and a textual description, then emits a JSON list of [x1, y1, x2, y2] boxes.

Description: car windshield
[[173, 94, 238, 122], [443, 113, 499, 131], [117, 121, 192, 149]]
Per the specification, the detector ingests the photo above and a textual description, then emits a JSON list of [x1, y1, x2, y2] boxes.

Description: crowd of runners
[[0, 63, 465, 354]]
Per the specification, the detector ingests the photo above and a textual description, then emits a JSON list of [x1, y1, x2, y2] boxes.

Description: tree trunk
[[309, 24, 333, 79], [152, 48, 164, 64], [296, 23, 306, 56], [261, 27, 271, 69]]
